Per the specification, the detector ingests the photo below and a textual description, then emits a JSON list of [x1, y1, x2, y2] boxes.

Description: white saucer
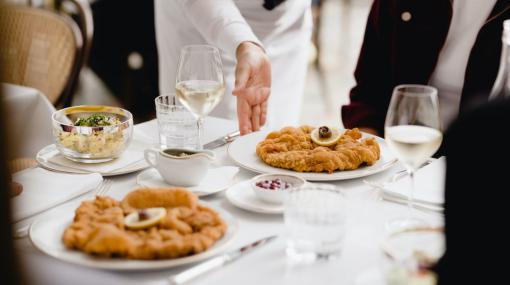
[[36, 144, 149, 176], [225, 180, 284, 214], [137, 166, 239, 197]]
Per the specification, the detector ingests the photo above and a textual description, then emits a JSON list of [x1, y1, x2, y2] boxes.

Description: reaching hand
[[233, 41, 271, 135]]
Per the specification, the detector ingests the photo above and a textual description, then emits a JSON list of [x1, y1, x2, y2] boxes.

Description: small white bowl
[[250, 173, 306, 204]]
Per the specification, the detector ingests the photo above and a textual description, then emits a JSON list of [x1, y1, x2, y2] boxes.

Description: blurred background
[[1, 0, 371, 126]]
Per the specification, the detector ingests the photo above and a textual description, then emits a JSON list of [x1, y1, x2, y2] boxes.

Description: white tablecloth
[[14, 117, 444, 285], [1, 83, 56, 158]]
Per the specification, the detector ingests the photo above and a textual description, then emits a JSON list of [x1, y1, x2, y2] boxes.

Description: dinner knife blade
[[203, 130, 240, 150], [168, 235, 277, 285]]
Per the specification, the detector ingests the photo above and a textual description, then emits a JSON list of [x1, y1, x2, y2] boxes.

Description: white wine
[[175, 80, 225, 117], [385, 125, 443, 170]]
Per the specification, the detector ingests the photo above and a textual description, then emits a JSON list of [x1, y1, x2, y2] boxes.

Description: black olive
[[138, 210, 149, 221], [319, 126, 332, 139]]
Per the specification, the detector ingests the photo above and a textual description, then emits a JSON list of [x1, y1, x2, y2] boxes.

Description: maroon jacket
[[341, 0, 510, 135]]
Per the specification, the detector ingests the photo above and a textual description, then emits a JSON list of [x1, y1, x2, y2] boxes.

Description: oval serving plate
[[29, 203, 238, 271], [228, 129, 397, 181]]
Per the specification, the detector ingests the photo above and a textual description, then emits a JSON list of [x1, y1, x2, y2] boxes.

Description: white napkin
[[383, 157, 446, 207], [48, 149, 144, 174], [11, 168, 103, 222]]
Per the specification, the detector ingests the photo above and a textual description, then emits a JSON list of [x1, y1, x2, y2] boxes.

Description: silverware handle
[[168, 256, 226, 285], [225, 130, 240, 142]]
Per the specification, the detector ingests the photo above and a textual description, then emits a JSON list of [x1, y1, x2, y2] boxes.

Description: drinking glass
[[284, 184, 347, 263], [382, 227, 444, 285], [384, 85, 442, 231], [175, 45, 225, 149], [155, 94, 199, 150]]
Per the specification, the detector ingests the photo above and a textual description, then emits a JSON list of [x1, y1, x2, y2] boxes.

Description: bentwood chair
[[0, 5, 83, 107]]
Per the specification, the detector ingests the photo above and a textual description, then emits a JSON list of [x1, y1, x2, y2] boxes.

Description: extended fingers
[[260, 101, 268, 126], [251, 104, 261, 131], [237, 97, 253, 135]]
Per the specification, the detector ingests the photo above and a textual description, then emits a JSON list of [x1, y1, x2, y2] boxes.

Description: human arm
[[341, 0, 392, 137], [233, 42, 271, 134]]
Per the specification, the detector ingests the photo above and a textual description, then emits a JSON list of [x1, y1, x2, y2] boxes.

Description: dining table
[[13, 116, 444, 285]]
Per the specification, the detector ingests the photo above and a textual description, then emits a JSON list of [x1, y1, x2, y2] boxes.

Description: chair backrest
[[0, 5, 83, 105]]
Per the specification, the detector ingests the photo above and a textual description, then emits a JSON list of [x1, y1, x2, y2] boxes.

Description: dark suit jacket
[[342, 0, 510, 135], [434, 97, 510, 284]]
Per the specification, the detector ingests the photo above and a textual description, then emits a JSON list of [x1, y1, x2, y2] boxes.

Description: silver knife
[[203, 130, 240, 150], [168, 235, 277, 285]]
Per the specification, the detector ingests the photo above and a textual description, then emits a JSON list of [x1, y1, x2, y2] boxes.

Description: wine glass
[[384, 84, 442, 231], [175, 45, 225, 149]]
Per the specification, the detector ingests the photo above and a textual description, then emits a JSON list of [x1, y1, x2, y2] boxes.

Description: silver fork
[[94, 179, 113, 197], [363, 159, 434, 190]]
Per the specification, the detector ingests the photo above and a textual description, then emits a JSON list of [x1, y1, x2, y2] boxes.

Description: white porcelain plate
[[225, 180, 284, 214], [228, 129, 397, 181], [137, 166, 239, 197], [29, 203, 238, 271], [36, 144, 149, 177]]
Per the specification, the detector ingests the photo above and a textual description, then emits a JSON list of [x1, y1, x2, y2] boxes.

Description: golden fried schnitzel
[[256, 126, 380, 173], [62, 188, 226, 259]]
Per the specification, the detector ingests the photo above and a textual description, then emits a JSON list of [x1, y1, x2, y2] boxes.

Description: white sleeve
[[178, 0, 263, 56]]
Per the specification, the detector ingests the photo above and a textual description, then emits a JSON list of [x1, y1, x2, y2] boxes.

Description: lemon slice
[[310, 126, 342, 146], [124, 207, 167, 230]]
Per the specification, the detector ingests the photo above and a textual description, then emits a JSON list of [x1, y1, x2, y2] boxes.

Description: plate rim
[[136, 167, 239, 197], [227, 129, 398, 181], [29, 202, 239, 271], [36, 144, 149, 177], [225, 180, 283, 214]]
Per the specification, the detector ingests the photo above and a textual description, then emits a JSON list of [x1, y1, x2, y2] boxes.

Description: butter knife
[[203, 130, 240, 150], [168, 235, 277, 285]]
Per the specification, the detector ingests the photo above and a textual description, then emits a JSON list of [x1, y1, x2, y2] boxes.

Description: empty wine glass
[[384, 85, 442, 232], [175, 45, 225, 149]]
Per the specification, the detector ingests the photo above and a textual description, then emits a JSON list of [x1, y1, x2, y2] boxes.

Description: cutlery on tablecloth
[[203, 130, 240, 150], [168, 235, 277, 285], [380, 194, 444, 213], [13, 179, 112, 239], [362, 159, 434, 190]]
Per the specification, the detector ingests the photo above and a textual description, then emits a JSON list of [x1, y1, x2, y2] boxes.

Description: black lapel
[[263, 0, 286, 11]]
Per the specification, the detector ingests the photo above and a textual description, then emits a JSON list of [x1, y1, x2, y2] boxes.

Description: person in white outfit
[[155, 0, 312, 134]]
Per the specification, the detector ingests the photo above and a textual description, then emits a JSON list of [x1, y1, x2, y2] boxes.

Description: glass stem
[[197, 117, 204, 150], [407, 170, 415, 220]]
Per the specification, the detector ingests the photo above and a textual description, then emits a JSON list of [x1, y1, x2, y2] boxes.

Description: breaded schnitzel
[[62, 188, 226, 259], [256, 126, 380, 173]]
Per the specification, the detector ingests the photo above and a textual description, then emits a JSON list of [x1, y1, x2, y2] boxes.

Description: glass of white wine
[[175, 45, 225, 149], [384, 85, 442, 232]]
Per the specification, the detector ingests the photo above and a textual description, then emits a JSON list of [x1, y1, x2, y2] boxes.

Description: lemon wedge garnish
[[310, 126, 342, 146], [124, 207, 166, 230]]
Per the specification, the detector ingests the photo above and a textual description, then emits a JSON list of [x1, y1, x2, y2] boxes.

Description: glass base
[[63, 155, 116, 164], [286, 245, 341, 264], [385, 217, 430, 234]]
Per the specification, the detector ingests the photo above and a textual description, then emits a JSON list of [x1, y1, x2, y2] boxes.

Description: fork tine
[[95, 179, 108, 196], [93, 180, 105, 197], [97, 179, 112, 196], [97, 180, 106, 196]]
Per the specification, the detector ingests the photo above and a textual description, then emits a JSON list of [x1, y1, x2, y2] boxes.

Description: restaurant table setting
[[6, 47, 445, 285], [11, 116, 444, 285]]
